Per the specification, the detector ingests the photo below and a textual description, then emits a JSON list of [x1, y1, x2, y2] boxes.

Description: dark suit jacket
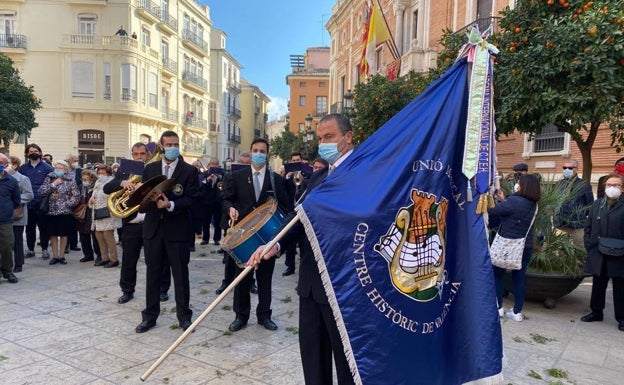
[[281, 167, 330, 303], [141, 159, 199, 242], [221, 167, 292, 224]]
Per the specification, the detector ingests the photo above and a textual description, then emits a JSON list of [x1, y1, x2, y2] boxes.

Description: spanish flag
[[359, 1, 392, 77]]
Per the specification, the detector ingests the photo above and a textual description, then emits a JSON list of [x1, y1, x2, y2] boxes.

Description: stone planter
[[503, 270, 585, 309]]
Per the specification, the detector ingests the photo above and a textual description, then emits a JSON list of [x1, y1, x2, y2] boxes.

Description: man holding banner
[[251, 29, 503, 384], [253, 113, 356, 385]]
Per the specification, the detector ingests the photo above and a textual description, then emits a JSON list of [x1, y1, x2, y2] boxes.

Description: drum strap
[[268, 170, 277, 202]]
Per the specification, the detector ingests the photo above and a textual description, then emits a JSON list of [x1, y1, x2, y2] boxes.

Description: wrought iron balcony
[[228, 106, 241, 119], [135, 0, 160, 21], [161, 109, 178, 122], [182, 71, 207, 91], [181, 113, 207, 129], [0, 34, 27, 49], [182, 29, 207, 53], [227, 79, 240, 93], [161, 57, 177, 75], [159, 10, 177, 32], [228, 133, 241, 144]]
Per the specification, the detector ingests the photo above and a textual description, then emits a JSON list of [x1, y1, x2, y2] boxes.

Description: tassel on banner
[[466, 182, 473, 202], [487, 192, 495, 209], [476, 193, 487, 214]]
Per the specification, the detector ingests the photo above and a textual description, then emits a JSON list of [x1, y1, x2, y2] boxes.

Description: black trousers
[[284, 236, 303, 269], [299, 296, 355, 385], [26, 208, 49, 251], [201, 203, 222, 243], [233, 257, 275, 322], [68, 217, 78, 248], [142, 226, 191, 324], [119, 224, 170, 295], [590, 257, 624, 322], [13, 226, 24, 268], [79, 232, 100, 259]]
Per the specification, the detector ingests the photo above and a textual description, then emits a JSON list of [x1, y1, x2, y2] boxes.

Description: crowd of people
[[1, 113, 624, 384]]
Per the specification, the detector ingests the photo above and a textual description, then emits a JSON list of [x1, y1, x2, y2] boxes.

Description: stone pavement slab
[[0, 242, 622, 384]]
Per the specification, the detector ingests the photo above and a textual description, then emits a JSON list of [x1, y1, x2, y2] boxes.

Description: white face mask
[[513, 183, 520, 193], [4, 164, 14, 174], [71, 162, 80, 169], [605, 186, 622, 200]]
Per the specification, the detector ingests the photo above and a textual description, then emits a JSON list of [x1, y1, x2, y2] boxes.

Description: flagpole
[[374, 0, 400, 59], [140, 213, 301, 381]]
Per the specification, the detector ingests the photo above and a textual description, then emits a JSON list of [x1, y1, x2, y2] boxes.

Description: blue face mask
[[0, 164, 3, 173], [562, 168, 574, 179], [318, 135, 346, 164], [54, 170, 65, 177], [251, 153, 266, 167], [164, 147, 180, 161]]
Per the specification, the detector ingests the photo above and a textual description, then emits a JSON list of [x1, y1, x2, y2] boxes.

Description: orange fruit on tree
[[587, 26, 597, 36], [547, 0, 554, 6], [616, 18, 623, 25], [514, 27, 521, 34]]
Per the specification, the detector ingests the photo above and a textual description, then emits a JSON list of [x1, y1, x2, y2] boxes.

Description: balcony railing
[[161, 108, 178, 122], [330, 101, 344, 114], [228, 133, 241, 144], [0, 34, 27, 49], [121, 89, 137, 102], [228, 106, 241, 118], [182, 29, 207, 53], [313, 109, 328, 118], [227, 79, 240, 92], [135, 0, 160, 20], [159, 10, 178, 32], [182, 71, 207, 91], [181, 114, 207, 129], [162, 57, 177, 74]]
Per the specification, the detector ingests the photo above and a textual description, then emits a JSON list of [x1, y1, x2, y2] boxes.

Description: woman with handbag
[[488, 174, 541, 322], [38, 160, 80, 265], [89, 165, 121, 267], [581, 173, 624, 331], [76, 169, 102, 263]]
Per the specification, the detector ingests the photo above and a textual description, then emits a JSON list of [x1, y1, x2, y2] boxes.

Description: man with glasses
[[554, 159, 594, 247]]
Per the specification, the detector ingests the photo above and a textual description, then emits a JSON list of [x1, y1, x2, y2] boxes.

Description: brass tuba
[[107, 147, 162, 218]]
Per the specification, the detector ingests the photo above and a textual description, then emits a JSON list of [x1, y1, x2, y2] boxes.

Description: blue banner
[[297, 58, 503, 385]]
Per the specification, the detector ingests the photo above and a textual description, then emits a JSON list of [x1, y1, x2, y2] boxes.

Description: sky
[[203, 0, 335, 121]]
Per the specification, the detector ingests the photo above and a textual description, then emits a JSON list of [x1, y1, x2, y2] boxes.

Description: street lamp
[[343, 89, 355, 121], [303, 114, 314, 158]]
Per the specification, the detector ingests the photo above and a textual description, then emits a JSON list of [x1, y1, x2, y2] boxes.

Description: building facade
[[285, 46, 330, 136], [239, 78, 270, 155], [1, 0, 215, 164], [324, 0, 617, 185], [209, 27, 241, 163]]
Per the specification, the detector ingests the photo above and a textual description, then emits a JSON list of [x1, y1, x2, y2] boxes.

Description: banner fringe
[[295, 205, 363, 385]]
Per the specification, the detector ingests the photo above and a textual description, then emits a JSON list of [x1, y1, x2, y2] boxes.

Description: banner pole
[[140, 213, 301, 381]]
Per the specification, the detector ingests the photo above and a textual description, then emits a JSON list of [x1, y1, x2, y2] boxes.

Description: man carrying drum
[[221, 138, 292, 332]]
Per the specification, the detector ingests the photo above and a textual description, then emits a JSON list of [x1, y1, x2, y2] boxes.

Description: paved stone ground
[[1, 241, 623, 385]]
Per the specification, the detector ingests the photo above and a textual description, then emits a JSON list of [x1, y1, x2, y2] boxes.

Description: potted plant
[[502, 175, 588, 308]]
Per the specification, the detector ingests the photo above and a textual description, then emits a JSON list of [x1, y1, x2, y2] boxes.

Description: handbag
[[39, 193, 51, 214], [490, 205, 538, 270], [93, 207, 111, 220], [598, 237, 624, 257], [72, 203, 88, 221], [13, 204, 25, 220]]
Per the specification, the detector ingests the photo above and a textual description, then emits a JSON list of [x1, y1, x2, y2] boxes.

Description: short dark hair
[[132, 142, 150, 153], [604, 173, 624, 185], [290, 152, 302, 160], [319, 113, 352, 135], [159, 130, 179, 144], [251, 137, 269, 152], [312, 157, 328, 168], [24, 143, 42, 155], [518, 174, 541, 202]]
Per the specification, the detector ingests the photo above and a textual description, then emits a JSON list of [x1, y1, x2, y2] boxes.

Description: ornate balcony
[[161, 57, 177, 76], [182, 29, 207, 56], [228, 133, 241, 144], [0, 34, 27, 50], [135, 0, 160, 23], [158, 10, 178, 34], [161, 108, 178, 123], [181, 71, 207, 93], [228, 105, 241, 119]]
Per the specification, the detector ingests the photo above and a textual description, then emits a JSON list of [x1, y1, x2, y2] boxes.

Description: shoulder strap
[[268, 170, 277, 201], [524, 204, 539, 238]]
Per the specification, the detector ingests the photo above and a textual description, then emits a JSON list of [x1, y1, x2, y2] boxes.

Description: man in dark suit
[[135, 131, 199, 333], [221, 138, 292, 332], [199, 157, 223, 246], [104, 142, 170, 305], [251, 114, 356, 385]]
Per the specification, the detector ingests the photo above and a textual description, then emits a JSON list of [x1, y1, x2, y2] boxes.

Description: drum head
[[222, 201, 277, 251], [138, 178, 177, 213]]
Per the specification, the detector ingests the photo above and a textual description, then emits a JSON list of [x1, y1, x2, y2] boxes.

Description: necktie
[[328, 165, 335, 175], [164, 164, 170, 179], [253, 171, 261, 201]]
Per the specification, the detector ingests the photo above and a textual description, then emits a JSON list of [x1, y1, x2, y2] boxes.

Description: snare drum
[[222, 201, 285, 267]]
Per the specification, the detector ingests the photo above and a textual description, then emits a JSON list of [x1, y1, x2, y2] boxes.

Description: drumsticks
[[140, 213, 301, 381]]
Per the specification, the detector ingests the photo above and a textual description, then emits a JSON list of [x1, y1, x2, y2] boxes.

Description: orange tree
[[490, 0, 624, 180], [0, 53, 41, 147]]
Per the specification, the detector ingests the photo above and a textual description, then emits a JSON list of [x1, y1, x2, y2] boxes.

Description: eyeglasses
[[562, 166, 576, 170], [606, 184, 622, 188]]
